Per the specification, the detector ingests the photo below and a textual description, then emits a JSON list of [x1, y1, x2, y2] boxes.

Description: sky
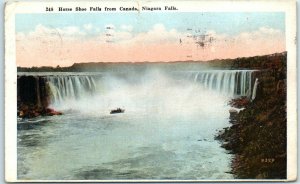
[[16, 12, 286, 67]]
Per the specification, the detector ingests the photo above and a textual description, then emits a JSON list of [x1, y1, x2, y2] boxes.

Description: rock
[[18, 105, 62, 118], [20, 104, 29, 111], [255, 172, 268, 179], [19, 110, 24, 117], [229, 97, 249, 108], [18, 76, 50, 108], [276, 80, 285, 95], [45, 108, 62, 116], [52, 111, 62, 115], [34, 112, 40, 117], [229, 109, 238, 118]]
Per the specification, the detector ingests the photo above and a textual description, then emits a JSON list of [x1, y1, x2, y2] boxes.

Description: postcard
[[5, 0, 297, 182]]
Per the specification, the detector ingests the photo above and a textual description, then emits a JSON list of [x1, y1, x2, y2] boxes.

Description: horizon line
[[17, 51, 287, 68]]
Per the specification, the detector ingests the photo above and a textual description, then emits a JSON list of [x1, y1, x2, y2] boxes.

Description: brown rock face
[[17, 75, 62, 118], [18, 76, 49, 107], [215, 53, 287, 179]]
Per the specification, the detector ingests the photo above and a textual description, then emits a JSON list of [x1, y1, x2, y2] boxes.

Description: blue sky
[[16, 12, 285, 35]]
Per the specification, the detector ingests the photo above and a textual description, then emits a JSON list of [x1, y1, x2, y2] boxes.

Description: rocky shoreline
[[215, 76, 286, 178], [18, 103, 62, 119]]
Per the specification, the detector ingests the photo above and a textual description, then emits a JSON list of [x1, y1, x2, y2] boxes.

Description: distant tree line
[[17, 52, 287, 72]]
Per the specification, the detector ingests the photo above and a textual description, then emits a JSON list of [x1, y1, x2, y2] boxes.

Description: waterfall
[[251, 78, 259, 101], [190, 70, 255, 97], [46, 75, 97, 104], [17, 70, 256, 108]]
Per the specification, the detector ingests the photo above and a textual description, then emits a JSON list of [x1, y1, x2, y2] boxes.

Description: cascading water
[[251, 78, 259, 101], [185, 70, 255, 97], [44, 70, 256, 107], [46, 75, 97, 105]]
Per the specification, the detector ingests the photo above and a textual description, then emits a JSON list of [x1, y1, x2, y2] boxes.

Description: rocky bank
[[215, 52, 287, 179]]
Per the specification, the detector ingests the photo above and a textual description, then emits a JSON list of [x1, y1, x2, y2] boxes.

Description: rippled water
[[18, 71, 233, 180]]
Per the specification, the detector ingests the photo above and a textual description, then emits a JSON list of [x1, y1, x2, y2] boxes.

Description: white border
[[4, 0, 297, 182]]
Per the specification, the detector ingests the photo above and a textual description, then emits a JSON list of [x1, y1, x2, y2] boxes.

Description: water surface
[[18, 70, 234, 180]]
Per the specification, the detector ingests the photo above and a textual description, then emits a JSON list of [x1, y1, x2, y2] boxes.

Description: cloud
[[59, 26, 86, 36], [16, 24, 285, 67], [104, 24, 115, 30], [17, 24, 284, 45], [22, 24, 86, 42], [235, 26, 283, 41], [128, 23, 183, 44], [258, 26, 282, 35], [93, 23, 183, 44], [120, 25, 133, 32], [83, 23, 93, 31]]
